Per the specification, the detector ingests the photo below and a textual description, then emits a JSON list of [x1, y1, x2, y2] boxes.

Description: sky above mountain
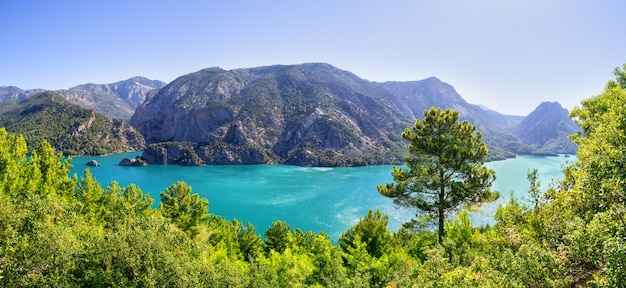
[[1, 0, 624, 115]]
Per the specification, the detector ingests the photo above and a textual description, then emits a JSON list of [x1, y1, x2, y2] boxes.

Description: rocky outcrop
[[119, 157, 148, 166], [141, 142, 272, 166], [86, 160, 101, 166]]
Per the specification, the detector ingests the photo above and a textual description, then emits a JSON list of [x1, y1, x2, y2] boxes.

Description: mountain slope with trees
[[131, 63, 414, 166], [131, 63, 577, 166], [1, 63, 578, 164], [0, 91, 145, 155]]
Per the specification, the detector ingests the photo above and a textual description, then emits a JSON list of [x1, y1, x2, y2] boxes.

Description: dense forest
[[0, 66, 625, 287]]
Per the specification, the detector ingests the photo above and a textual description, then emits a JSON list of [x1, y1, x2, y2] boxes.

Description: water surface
[[70, 153, 574, 239]]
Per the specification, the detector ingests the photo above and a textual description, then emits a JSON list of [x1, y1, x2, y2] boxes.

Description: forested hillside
[[0, 66, 624, 287], [0, 91, 145, 155]]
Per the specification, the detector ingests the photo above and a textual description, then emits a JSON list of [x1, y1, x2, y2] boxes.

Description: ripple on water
[[69, 154, 574, 240]]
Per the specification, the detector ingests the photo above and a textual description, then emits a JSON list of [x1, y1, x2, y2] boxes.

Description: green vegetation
[[0, 91, 145, 155], [378, 108, 496, 243], [1, 65, 625, 286]]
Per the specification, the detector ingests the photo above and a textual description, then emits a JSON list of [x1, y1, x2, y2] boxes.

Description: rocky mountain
[[131, 63, 413, 166], [381, 79, 533, 160], [0, 86, 44, 102], [513, 101, 579, 154], [130, 63, 579, 166], [0, 77, 166, 119], [57, 77, 166, 119], [0, 91, 145, 155]]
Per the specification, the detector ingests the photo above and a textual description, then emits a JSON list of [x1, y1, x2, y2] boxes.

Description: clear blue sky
[[1, 0, 624, 115]]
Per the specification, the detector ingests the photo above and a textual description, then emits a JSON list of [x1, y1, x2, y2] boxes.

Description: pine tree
[[378, 107, 496, 243]]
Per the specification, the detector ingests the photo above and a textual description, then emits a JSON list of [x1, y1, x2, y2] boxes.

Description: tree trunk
[[438, 167, 446, 244], [438, 189, 445, 244]]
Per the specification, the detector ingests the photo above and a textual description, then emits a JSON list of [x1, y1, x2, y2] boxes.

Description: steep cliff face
[[131, 63, 412, 166], [513, 102, 579, 154]]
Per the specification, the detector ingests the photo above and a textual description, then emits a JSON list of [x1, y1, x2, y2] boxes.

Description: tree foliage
[[338, 209, 392, 258], [160, 181, 208, 236], [378, 107, 496, 243]]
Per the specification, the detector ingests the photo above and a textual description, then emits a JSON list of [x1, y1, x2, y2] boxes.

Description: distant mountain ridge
[[0, 86, 45, 102], [0, 77, 165, 119], [130, 63, 579, 166]]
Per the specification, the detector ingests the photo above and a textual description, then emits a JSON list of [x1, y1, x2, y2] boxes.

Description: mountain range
[[0, 63, 579, 166], [0, 77, 165, 119], [130, 63, 579, 166]]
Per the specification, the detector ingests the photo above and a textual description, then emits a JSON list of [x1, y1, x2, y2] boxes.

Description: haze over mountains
[[0, 77, 166, 119], [0, 63, 579, 165]]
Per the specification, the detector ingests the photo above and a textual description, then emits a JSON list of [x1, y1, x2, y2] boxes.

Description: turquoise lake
[[70, 153, 574, 240]]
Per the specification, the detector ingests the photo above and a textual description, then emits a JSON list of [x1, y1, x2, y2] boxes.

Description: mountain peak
[[123, 76, 167, 88], [513, 101, 579, 154], [0, 85, 22, 90], [381, 77, 469, 119], [61, 77, 166, 119], [0, 86, 44, 102], [422, 76, 443, 84], [536, 101, 564, 109]]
